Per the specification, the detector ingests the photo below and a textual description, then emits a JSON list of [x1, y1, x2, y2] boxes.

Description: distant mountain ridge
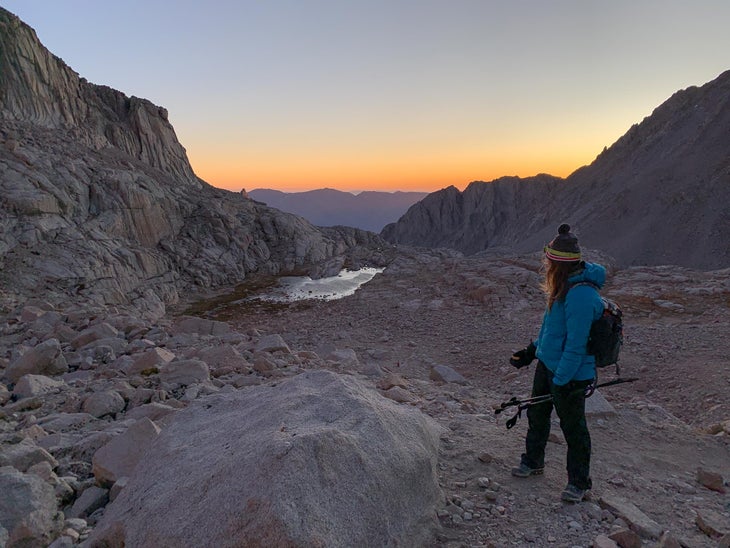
[[382, 70, 730, 270], [249, 188, 428, 233]]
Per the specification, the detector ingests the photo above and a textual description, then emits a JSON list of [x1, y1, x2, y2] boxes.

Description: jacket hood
[[569, 261, 606, 289]]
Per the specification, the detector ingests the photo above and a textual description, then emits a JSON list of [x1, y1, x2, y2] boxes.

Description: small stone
[[696, 467, 726, 493], [48, 536, 75, 548], [608, 528, 641, 548], [109, 477, 128, 502], [172, 317, 231, 336], [62, 528, 80, 541], [92, 418, 161, 486], [12, 374, 66, 398], [254, 334, 290, 354], [696, 508, 729, 539], [382, 386, 417, 403], [326, 348, 359, 367], [460, 499, 474, 511], [599, 495, 663, 539], [4, 338, 68, 382], [483, 490, 499, 502], [159, 359, 210, 386], [429, 364, 468, 385], [0, 439, 58, 472], [82, 391, 126, 418], [127, 347, 174, 376], [656, 531, 682, 547], [70, 323, 120, 350], [252, 353, 277, 374], [0, 384, 10, 405], [66, 485, 109, 519], [593, 534, 618, 548], [376, 372, 407, 390]]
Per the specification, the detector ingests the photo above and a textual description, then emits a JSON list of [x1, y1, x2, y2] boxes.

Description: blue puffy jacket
[[534, 262, 607, 386]]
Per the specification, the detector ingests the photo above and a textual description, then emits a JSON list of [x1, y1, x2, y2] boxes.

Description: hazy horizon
[[249, 187, 431, 195], [4, 1, 730, 193]]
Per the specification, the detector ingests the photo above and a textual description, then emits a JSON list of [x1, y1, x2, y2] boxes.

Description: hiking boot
[[561, 484, 588, 502], [511, 462, 544, 478]]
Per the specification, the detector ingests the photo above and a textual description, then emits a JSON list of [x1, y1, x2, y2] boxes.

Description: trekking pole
[[494, 394, 554, 430], [494, 394, 553, 414], [496, 377, 640, 430], [584, 376, 639, 397]]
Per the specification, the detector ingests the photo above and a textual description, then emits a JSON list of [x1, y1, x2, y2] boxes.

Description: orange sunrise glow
[[183, 130, 610, 193], [8, 1, 729, 195]]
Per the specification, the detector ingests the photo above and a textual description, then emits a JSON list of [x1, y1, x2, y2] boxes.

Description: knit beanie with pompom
[[544, 223, 581, 262]]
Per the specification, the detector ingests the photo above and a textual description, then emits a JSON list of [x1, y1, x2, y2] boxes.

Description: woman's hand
[[509, 342, 537, 368]]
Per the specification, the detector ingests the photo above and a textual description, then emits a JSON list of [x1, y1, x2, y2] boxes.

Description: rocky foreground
[[1, 248, 729, 547]]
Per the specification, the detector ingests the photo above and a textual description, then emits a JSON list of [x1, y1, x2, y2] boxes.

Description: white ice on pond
[[253, 268, 384, 302]]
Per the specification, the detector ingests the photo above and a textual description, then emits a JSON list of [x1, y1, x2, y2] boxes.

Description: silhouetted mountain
[[382, 70, 730, 270], [249, 188, 428, 232]]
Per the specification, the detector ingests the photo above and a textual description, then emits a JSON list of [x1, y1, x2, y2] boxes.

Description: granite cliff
[[382, 70, 730, 270], [0, 8, 385, 317]]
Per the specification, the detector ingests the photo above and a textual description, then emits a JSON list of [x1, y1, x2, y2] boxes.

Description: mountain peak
[[0, 7, 198, 184], [382, 71, 730, 269]]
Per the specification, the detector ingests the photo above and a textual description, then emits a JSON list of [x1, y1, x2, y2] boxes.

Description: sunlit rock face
[[0, 8, 386, 317], [383, 70, 730, 270]]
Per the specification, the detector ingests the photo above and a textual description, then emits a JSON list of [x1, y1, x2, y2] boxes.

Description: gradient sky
[[4, 1, 730, 192]]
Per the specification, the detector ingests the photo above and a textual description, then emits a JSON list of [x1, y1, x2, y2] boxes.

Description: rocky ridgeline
[[383, 70, 730, 271], [0, 8, 387, 319]]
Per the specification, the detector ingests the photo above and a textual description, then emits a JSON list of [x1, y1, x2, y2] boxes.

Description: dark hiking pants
[[521, 361, 593, 490]]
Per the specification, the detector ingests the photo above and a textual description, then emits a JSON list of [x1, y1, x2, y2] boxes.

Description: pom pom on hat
[[544, 223, 581, 262]]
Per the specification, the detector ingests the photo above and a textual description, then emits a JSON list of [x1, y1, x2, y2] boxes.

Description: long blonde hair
[[541, 258, 579, 310]]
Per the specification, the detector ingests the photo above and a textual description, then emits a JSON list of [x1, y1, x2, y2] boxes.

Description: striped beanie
[[544, 223, 581, 262]]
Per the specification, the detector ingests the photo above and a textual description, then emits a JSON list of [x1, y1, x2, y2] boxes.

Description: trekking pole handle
[[506, 410, 521, 429]]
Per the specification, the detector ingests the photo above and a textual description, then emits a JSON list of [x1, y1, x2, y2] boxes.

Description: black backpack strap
[[569, 280, 600, 292]]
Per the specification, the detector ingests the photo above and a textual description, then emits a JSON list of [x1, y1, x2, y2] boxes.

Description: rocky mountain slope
[[249, 188, 429, 232], [382, 71, 730, 270], [0, 8, 386, 319]]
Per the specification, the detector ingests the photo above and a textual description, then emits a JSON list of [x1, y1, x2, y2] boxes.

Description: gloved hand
[[551, 379, 592, 400], [509, 342, 537, 368]]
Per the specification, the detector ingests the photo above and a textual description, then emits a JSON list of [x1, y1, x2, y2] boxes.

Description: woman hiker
[[509, 223, 606, 503]]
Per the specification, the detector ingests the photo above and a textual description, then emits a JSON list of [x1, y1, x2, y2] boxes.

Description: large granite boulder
[[88, 370, 443, 547]]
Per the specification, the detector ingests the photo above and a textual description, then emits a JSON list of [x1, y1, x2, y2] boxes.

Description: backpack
[[571, 282, 624, 370]]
